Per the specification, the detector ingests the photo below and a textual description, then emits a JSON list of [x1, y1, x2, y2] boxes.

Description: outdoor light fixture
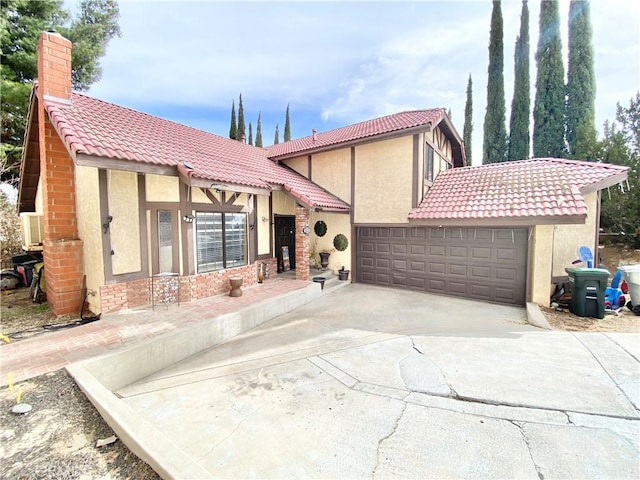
[[182, 214, 195, 223]]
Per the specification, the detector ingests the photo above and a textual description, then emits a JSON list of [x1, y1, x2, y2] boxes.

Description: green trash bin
[[565, 267, 610, 319]]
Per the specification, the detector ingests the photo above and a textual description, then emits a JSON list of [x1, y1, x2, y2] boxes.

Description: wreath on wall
[[314, 220, 328, 237], [333, 233, 349, 252]]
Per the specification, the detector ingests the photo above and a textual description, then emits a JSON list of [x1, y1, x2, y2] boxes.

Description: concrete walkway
[[0, 276, 311, 385], [70, 284, 640, 479]]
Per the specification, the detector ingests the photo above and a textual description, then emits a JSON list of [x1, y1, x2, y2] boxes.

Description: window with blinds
[[195, 212, 247, 272]]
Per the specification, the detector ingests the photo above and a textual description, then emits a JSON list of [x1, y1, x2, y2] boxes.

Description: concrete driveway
[[77, 284, 640, 479]]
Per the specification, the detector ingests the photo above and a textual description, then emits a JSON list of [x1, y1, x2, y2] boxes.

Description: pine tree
[[463, 74, 473, 165], [237, 93, 245, 140], [566, 0, 596, 158], [255, 112, 263, 147], [274, 124, 280, 145], [229, 100, 237, 140], [482, 0, 507, 164], [508, 0, 531, 161], [248, 122, 253, 146], [284, 103, 291, 141], [533, 0, 566, 157]]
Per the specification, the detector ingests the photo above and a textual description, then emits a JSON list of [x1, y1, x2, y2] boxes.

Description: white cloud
[[79, 0, 639, 163]]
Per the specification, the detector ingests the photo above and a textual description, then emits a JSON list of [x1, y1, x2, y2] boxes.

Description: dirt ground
[[0, 244, 638, 479]]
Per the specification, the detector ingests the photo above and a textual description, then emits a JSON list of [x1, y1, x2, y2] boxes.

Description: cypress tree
[[248, 122, 253, 146], [284, 103, 291, 141], [566, 0, 596, 157], [238, 93, 245, 140], [463, 74, 473, 164], [482, 0, 507, 164], [255, 112, 263, 147], [229, 100, 237, 140], [533, 0, 566, 157], [508, 0, 531, 161], [274, 124, 280, 145]]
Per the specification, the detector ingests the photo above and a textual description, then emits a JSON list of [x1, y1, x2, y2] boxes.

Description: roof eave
[[407, 214, 588, 227], [268, 123, 434, 161], [17, 87, 39, 213], [580, 170, 629, 195]]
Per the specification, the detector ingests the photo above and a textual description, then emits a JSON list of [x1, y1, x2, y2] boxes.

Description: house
[[18, 32, 628, 317]]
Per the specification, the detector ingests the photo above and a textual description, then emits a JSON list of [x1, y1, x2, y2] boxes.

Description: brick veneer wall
[[37, 32, 84, 316], [295, 205, 310, 281], [99, 259, 280, 315]]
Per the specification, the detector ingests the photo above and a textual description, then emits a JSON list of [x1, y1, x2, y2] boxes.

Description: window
[[195, 212, 247, 272], [425, 144, 434, 182], [158, 210, 174, 273]]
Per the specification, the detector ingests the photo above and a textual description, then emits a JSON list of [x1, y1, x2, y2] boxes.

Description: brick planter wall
[[99, 260, 280, 315]]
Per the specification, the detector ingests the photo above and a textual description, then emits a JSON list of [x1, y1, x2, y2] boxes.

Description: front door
[[274, 215, 296, 271]]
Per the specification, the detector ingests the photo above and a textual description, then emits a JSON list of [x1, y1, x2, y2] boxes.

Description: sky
[[72, 0, 640, 166]]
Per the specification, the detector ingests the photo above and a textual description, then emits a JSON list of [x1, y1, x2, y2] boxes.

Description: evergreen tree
[[463, 74, 473, 164], [533, 0, 566, 157], [284, 103, 291, 141], [508, 0, 531, 161], [237, 93, 245, 140], [255, 112, 263, 147], [482, 0, 507, 164], [274, 124, 280, 145], [566, 0, 596, 157], [248, 122, 253, 146], [229, 100, 237, 140], [0, 0, 121, 181]]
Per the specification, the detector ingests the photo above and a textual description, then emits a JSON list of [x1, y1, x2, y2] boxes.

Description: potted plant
[[318, 248, 335, 270], [338, 266, 350, 281]]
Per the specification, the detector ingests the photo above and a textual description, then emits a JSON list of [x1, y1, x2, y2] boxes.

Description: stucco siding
[[531, 224, 554, 306], [108, 170, 141, 275], [552, 192, 599, 276], [354, 136, 413, 224], [75, 165, 104, 313], [282, 155, 309, 177], [311, 148, 351, 203], [272, 190, 296, 215], [310, 211, 352, 273], [191, 187, 221, 204], [257, 195, 270, 255], [146, 174, 179, 202], [35, 177, 44, 213]]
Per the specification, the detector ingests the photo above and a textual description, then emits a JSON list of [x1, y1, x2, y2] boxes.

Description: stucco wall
[[146, 174, 179, 202], [309, 211, 352, 274], [354, 136, 413, 224], [283, 155, 308, 177], [35, 176, 44, 213], [311, 148, 351, 203], [75, 165, 104, 313], [108, 170, 141, 275], [552, 192, 599, 276], [530, 224, 554, 306], [257, 194, 270, 255], [272, 190, 296, 215], [191, 187, 221, 204]]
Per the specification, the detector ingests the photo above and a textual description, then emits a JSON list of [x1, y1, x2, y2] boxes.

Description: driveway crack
[[508, 420, 545, 480], [373, 402, 407, 477], [410, 336, 424, 355]]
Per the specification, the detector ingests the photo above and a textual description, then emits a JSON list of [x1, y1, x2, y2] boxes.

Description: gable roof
[[23, 87, 349, 212], [408, 158, 629, 226], [267, 109, 466, 166]]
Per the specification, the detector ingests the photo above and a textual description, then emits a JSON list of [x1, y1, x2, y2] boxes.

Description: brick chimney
[[36, 31, 84, 316], [37, 31, 72, 103]]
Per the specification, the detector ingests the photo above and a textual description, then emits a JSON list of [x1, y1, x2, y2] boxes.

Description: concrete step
[[310, 269, 351, 294]]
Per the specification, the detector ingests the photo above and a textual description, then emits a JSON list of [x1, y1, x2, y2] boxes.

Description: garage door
[[356, 227, 528, 305]]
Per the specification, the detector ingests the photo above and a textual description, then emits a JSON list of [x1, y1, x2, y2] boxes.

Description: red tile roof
[[43, 90, 349, 212], [408, 158, 629, 224], [267, 109, 447, 158]]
